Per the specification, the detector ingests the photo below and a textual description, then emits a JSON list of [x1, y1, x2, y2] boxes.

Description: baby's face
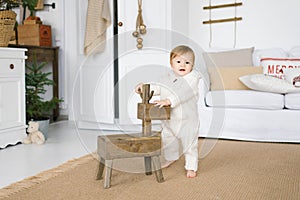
[[171, 52, 194, 76]]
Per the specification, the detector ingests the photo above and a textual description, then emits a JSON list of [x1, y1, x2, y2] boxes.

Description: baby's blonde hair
[[170, 45, 195, 66]]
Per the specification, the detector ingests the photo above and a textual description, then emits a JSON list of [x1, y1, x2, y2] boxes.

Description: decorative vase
[[0, 10, 16, 47]]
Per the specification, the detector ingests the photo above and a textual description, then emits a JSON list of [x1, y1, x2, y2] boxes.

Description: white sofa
[[197, 47, 300, 143]]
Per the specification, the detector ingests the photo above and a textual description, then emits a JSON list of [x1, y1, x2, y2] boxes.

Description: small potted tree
[[26, 56, 63, 138], [21, 0, 40, 22]]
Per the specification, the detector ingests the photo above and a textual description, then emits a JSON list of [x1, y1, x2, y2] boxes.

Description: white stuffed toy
[[23, 121, 45, 145]]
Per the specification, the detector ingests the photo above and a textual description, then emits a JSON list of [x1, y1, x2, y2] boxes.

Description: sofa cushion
[[208, 66, 263, 90], [205, 90, 284, 110], [260, 58, 300, 79], [203, 47, 254, 68], [239, 74, 300, 94], [283, 68, 300, 87], [285, 93, 300, 109], [252, 48, 288, 66], [289, 46, 300, 57]]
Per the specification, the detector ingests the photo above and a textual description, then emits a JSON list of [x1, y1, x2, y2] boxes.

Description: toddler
[[135, 45, 200, 178]]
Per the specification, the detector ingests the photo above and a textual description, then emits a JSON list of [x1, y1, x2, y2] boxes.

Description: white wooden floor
[[0, 120, 111, 189]]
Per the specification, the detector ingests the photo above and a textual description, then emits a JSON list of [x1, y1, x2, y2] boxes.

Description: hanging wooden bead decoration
[[132, 0, 146, 49], [136, 37, 143, 49]]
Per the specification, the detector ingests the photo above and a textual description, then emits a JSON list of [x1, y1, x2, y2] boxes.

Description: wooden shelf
[[9, 44, 60, 121]]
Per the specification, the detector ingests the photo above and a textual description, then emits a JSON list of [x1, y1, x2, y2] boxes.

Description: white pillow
[[239, 74, 300, 94], [289, 46, 300, 57], [284, 68, 300, 87], [252, 48, 287, 66], [260, 58, 300, 79]]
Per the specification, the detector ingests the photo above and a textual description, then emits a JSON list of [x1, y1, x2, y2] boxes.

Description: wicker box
[[17, 24, 52, 47], [0, 10, 17, 47]]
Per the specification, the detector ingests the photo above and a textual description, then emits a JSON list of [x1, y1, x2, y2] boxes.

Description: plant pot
[[0, 10, 16, 47]]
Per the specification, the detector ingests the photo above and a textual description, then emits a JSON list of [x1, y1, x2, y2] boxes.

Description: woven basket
[[0, 10, 17, 47]]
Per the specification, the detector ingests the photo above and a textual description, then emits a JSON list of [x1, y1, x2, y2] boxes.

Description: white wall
[[41, 0, 300, 118], [189, 0, 300, 51]]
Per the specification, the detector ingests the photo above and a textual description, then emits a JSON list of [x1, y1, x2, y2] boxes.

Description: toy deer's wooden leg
[[96, 157, 105, 180], [143, 118, 153, 175], [104, 160, 113, 189], [144, 157, 152, 175], [152, 156, 164, 183]]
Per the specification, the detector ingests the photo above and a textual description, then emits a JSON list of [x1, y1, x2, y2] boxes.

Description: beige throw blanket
[[84, 0, 111, 55]]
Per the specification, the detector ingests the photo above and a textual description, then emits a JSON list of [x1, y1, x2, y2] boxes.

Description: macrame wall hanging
[[203, 0, 243, 48], [132, 0, 147, 49]]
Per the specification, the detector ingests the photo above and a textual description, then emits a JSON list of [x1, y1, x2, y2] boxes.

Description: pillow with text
[[260, 58, 300, 79]]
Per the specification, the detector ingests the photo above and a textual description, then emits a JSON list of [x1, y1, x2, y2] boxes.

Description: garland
[[132, 0, 146, 49]]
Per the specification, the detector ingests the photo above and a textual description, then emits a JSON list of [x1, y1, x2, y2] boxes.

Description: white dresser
[[0, 47, 27, 148]]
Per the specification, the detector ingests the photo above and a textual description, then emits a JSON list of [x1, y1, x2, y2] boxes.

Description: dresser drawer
[[0, 59, 23, 76]]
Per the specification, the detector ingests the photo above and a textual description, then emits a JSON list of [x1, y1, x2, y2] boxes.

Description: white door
[[117, 0, 172, 125], [69, 0, 115, 128]]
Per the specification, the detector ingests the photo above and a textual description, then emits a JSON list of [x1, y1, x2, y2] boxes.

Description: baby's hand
[[135, 83, 143, 94], [153, 99, 171, 108]]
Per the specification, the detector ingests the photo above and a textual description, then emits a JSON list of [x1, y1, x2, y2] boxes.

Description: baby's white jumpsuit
[[151, 70, 200, 171]]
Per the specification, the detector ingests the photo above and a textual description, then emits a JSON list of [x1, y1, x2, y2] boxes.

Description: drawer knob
[[10, 64, 14, 69]]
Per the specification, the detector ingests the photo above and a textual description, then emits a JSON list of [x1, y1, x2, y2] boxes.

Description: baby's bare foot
[[161, 160, 176, 168], [186, 170, 197, 178]]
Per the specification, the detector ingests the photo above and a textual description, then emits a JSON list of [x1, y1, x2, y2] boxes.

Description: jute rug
[[0, 139, 299, 200]]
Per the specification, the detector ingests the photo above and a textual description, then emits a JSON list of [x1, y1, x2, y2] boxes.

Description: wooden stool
[[96, 132, 164, 188], [96, 84, 170, 188]]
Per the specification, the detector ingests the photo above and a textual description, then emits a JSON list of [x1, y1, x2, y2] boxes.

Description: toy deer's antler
[[149, 90, 154, 100], [140, 84, 154, 104]]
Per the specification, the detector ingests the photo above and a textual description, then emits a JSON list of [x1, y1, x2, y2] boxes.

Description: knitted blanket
[[84, 0, 111, 55]]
